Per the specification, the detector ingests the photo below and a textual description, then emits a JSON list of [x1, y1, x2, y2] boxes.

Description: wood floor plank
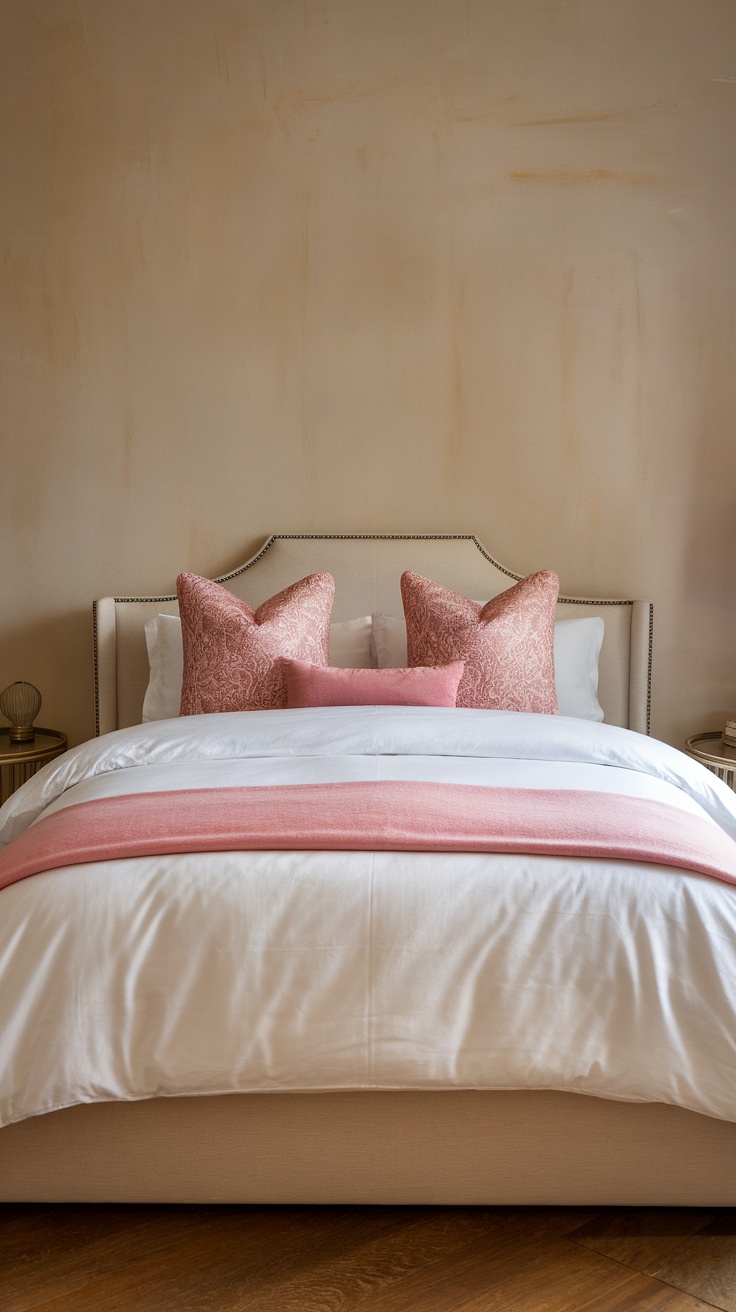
[[238, 1207, 604, 1312], [325, 1227, 609, 1312], [0, 1210, 237, 1312], [240, 1207, 525, 1312], [0, 1206, 392, 1312], [453, 1236, 718, 1312], [5, 1207, 480, 1312], [570, 1207, 736, 1311], [571, 1285, 719, 1312], [97, 1208, 508, 1312], [0, 1203, 147, 1266], [258, 1221, 715, 1312], [0, 1206, 231, 1311], [641, 1214, 736, 1312], [569, 1208, 719, 1269]]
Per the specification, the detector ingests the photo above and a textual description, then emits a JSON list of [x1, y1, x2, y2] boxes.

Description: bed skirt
[[1, 1089, 735, 1205]]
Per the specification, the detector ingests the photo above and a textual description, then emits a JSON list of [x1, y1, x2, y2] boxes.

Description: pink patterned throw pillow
[[177, 572, 335, 714], [400, 570, 560, 714], [282, 659, 465, 708]]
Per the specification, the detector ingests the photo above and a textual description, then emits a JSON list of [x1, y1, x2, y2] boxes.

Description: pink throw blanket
[[1, 781, 735, 891]]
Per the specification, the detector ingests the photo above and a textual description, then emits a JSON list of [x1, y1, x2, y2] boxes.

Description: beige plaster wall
[[2, 0, 735, 748]]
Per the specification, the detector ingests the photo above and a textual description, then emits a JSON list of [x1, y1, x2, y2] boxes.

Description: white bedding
[[1, 707, 735, 1129]]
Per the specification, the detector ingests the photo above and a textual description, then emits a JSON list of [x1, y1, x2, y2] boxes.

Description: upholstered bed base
[[4, 535, 671, 1205], [1, 1091, 734, 1205]]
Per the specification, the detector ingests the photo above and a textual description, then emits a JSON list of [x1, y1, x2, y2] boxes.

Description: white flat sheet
[[1, 707, 735, 1128]]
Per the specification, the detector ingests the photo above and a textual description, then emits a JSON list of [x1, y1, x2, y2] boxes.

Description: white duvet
[[1, 706, 735, 1128]]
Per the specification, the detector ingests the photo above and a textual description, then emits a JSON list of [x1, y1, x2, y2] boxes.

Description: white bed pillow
[[142, 614, 185, 723], [328, 615, 377, 670], [372, 613, 605, 722], [142, 613, 375, 722], [552, 616, 605, 722]]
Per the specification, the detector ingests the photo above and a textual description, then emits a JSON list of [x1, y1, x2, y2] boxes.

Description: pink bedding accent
[[283, 659, 465, 707], [401, 570, 559, 713], [1, 782, 735, 891], [177, 572, 335, 715]]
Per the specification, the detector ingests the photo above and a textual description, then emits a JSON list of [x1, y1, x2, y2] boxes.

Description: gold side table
[[0, 729, 67, 806], [685, 732, 736, 793]]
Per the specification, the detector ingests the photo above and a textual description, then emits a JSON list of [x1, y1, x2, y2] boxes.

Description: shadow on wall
[[679, 413, 736, 730], [1, 609, 93, 748]]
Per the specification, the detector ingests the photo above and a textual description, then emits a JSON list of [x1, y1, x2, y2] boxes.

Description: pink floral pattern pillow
[[400, 570, 560, 713], [177, 572, 335, 714]]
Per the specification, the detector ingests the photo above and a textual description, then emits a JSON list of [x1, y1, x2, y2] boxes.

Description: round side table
[[685, 732, 736, 793], [0, 728, 67, 807]]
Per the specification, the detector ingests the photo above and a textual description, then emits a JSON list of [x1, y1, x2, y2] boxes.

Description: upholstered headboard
[[93, 533, 653, 736]]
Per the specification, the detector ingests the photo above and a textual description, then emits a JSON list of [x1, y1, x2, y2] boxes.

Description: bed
[[1, 532, 736, 1205]]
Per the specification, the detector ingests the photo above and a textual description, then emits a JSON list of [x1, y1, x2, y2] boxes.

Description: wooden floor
[[2, 1204, 736, 1312]]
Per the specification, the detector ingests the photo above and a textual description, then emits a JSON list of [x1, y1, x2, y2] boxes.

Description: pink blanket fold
[[1, 782, 735, 892]]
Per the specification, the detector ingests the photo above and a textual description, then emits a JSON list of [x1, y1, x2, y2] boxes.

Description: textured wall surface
[[2, 0, 735, 746]]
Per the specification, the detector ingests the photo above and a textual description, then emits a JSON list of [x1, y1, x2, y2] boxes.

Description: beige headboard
[[93, 533, 653, 736]]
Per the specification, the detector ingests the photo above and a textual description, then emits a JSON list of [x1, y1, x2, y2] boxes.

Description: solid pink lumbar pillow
[[400, 570, 560, 714], [177, 572, 335, 714], [282, 659, 465, 708]]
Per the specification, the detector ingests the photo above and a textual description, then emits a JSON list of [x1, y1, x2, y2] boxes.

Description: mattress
[[1, 705, 735, 1130]]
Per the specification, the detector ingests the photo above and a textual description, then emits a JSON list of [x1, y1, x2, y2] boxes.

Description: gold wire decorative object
[[0, 682, 43, 744]]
